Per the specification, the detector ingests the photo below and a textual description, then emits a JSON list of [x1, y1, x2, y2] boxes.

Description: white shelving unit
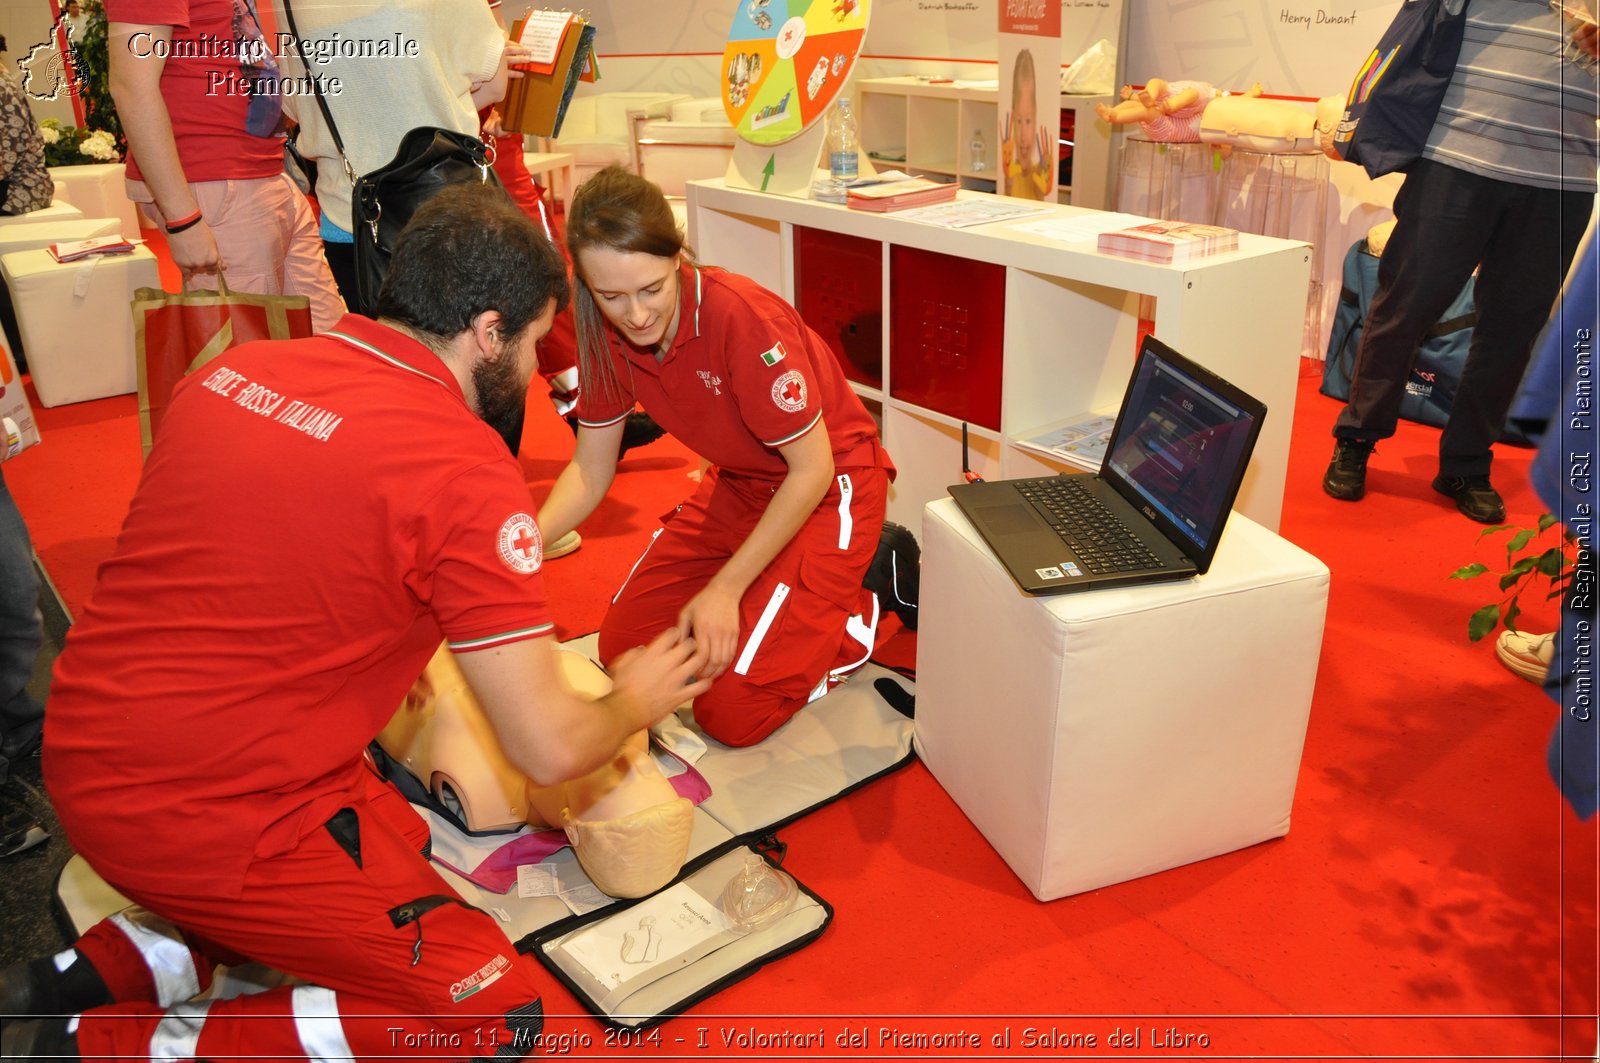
[[854, 77, 1116, 211], [687, 179, 1312, 535]]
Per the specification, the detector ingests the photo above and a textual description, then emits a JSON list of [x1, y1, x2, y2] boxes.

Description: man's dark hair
[[376, 183, 569, 346]]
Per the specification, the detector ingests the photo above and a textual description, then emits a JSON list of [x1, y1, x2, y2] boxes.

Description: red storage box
[[889, 246, 1005, 430], [793, 226, 883, 388]]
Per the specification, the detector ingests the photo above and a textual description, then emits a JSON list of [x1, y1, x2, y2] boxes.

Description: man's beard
[[472, 342, 529, 441]]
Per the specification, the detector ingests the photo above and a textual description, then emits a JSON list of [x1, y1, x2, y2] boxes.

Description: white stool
[[913, 497, 1329, 901], [48, 163, 142, 239], [0, 246, 160, 406], [0, 218, 123, 256], [0, 201, 85, 228]]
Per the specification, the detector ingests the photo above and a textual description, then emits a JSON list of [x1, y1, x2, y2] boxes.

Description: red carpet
[[6, 336, 1594, 1056]]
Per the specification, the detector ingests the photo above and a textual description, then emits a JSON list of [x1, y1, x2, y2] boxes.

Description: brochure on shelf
[[890, 198, 1052, 229], [1097, 221, 1240, 264], [846, 177, 958, 212], [1013, 411, 1117, 471]]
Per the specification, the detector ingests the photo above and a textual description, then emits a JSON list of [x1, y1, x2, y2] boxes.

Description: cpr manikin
[[1096, 79, 1344, 156], [379, 643, 694, 898]]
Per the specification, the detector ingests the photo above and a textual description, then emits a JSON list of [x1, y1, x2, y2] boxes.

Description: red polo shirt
[[577, 264, 892, 481], [106, 0, 285, 182], [45, 315, 553, 896]]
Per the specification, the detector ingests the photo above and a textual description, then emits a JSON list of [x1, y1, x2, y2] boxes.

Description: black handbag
[[282, 0, 503, 315], [1329, 0, 1469, 178]]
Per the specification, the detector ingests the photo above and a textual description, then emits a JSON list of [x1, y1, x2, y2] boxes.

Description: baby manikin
[[378, 643, 694, 898]]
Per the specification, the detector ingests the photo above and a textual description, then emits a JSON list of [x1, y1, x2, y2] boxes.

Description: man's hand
[[606, 627, 713, 728], [168, 221, 223, 280], [676, 582, 742, 680]]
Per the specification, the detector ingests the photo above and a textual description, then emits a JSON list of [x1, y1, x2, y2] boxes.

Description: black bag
[[282, 0, 502, 314], [1321, 238, 1527, 445], [350, 128, 498, 314], [1330, 0, 1469, 178]]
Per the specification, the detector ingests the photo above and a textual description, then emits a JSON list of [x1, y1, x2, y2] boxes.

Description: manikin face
[[1013, 82, 1038, 165], [472, 298, 555, 438], [576, 247, 682, 353]]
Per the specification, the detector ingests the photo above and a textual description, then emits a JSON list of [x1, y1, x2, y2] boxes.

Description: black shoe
[[1432, 474, 1506, 524], [865, 522, 920, 631], [619, 412, 666, 459], [0, 1015, 79, 1058], [0, 952, 112, 1016], [1323, 438, 1375, 501], [0, 805, 49, 858]]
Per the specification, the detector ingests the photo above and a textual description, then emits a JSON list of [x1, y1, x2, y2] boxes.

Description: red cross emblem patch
[[496, 512, 543, 574], [771, 369, 807, 413]]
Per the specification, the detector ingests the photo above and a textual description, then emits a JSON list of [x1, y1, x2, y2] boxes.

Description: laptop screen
[[1102, 338, 1264, 558]]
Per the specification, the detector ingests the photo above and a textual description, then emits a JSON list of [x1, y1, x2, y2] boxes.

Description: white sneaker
[[1495, 629, 1554, 684], [544, 530, 582, 560]]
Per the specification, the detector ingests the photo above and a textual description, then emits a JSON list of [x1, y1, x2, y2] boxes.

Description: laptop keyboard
[[1015, 478, 1166, 575]]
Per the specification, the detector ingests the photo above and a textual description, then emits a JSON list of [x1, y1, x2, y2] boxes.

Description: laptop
[[948, 336, 1267, 595]]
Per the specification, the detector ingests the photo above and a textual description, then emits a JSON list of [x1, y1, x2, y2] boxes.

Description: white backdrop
[[581, 0, 1387, 99]]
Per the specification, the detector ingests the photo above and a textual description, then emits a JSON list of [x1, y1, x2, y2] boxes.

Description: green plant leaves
[[1455, 512, 1573, 644], [1469, 603, 1502, 642]]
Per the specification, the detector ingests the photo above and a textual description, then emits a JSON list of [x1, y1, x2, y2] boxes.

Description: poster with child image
[[998, 2, 1061, 202]]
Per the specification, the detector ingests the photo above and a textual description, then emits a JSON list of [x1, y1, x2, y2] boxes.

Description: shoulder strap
[[279, 0, 357, 184]]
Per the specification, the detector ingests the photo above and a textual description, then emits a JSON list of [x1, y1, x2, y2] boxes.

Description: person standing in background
[[106, 0, 346, 331], [1322, 0, 1599, 522]]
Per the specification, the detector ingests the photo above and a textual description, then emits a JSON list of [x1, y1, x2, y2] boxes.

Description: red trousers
[[70, 769, 545, 1061], [599, 467, 886, 746], [488, 128, 578, 394]]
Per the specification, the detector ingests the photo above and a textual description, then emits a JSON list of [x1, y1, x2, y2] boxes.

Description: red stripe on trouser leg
[[73, 912, 215, 1006], [81, 782, 545, 1061], [599, 467, 887, 747], [75, 982, 538, 1062]]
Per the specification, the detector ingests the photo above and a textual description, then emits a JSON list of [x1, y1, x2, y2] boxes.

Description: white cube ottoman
[[913, 497, 1329, 901], [48, 163, 143, 239], [0, 218, 123, 256], [0, 201, 85, 227], [0, 245, 159, 406]]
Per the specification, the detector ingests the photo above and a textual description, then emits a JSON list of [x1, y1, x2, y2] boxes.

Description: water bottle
[[828, 99, 859, 184], [969, 128, 986, 172]]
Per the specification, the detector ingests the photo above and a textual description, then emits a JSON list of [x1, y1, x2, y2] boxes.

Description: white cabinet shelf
[[856, 77, 1115, 210], [686, 179, 1311, 535]]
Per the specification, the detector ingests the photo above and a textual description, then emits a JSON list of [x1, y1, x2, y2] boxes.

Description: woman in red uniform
[[538, 167, 918, 747]]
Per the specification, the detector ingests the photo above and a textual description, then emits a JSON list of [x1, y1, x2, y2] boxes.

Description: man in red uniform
[[107, 0, 345, 329], [0, 186, 708, 1060]]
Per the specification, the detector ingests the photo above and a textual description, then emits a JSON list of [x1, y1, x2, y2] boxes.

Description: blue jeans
[[0, 464, 43, 781]]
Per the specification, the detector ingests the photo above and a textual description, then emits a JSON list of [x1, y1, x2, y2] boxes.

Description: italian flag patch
[[760, 341, 787, 367]]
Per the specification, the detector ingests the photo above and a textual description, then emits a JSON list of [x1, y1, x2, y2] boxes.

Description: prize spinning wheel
[[721, 0, 871, 146]]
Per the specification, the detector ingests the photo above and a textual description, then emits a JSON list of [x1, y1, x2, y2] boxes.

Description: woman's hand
[[607, 627, 713, 727], [676, 582, 743, 680]]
